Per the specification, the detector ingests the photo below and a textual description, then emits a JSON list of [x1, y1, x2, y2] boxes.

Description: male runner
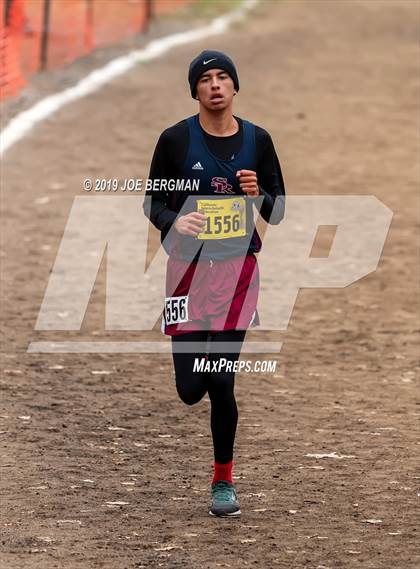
[[143, 50, 285, 516]]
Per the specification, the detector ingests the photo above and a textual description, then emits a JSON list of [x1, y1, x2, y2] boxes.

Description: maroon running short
[[162, 254, 260, 336]]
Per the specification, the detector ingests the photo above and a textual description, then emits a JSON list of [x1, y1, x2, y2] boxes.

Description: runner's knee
[[208, 371, 235, 400], [175, 380, 207, 406]]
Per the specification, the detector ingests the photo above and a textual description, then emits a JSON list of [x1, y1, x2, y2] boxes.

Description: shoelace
[[212, 482, 234, 502]]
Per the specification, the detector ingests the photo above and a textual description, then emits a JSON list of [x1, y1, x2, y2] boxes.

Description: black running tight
[[171, 329, 246, 464]]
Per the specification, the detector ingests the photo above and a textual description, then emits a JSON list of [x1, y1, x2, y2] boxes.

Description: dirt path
[[1, 1, 419, 568]]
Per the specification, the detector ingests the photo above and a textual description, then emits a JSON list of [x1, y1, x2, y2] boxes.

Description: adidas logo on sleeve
[[192, 161, 204, 170]]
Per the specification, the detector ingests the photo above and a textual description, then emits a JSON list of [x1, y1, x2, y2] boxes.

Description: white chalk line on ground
[[0, 0, 258, 157]]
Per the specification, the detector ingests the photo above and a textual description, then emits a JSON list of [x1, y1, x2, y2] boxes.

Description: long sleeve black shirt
[[143, 116, 286, 256]]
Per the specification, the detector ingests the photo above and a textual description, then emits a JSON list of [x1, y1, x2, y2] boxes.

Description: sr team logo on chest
[[211, 176, 234, 194]]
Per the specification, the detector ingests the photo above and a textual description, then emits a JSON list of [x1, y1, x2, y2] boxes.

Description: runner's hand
[[236, 169, 260, 197], [174, 212, 206, 236]]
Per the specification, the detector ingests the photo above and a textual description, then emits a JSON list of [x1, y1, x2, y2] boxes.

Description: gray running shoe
[[209, 481, 241, 517]]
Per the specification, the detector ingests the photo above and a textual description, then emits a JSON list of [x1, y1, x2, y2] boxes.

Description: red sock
[[212, 460, 233, 484]]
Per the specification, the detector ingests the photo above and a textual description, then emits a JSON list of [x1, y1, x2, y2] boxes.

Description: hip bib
[[197, 197, 246, 240]]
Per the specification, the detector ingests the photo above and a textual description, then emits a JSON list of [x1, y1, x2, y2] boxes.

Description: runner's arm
[[255, 128, 286, 225], [142, 130, 179, 232]]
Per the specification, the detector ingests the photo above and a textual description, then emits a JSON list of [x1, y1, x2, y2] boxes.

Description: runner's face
[[196, 68, 235, 110]]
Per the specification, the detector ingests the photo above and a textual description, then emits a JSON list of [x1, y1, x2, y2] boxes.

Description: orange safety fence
[[1, 0, 25, 99], [0, 0, 195, 102]]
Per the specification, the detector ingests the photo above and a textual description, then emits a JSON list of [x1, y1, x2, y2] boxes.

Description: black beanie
[[188, 50, 239, 99]]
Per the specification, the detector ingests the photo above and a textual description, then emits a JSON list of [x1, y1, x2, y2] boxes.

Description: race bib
[[164, 295, 189, 325], [197, 197, 246, 240]]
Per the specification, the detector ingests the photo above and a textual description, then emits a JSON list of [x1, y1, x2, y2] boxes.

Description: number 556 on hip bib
[[164, 295, 189, 325]]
